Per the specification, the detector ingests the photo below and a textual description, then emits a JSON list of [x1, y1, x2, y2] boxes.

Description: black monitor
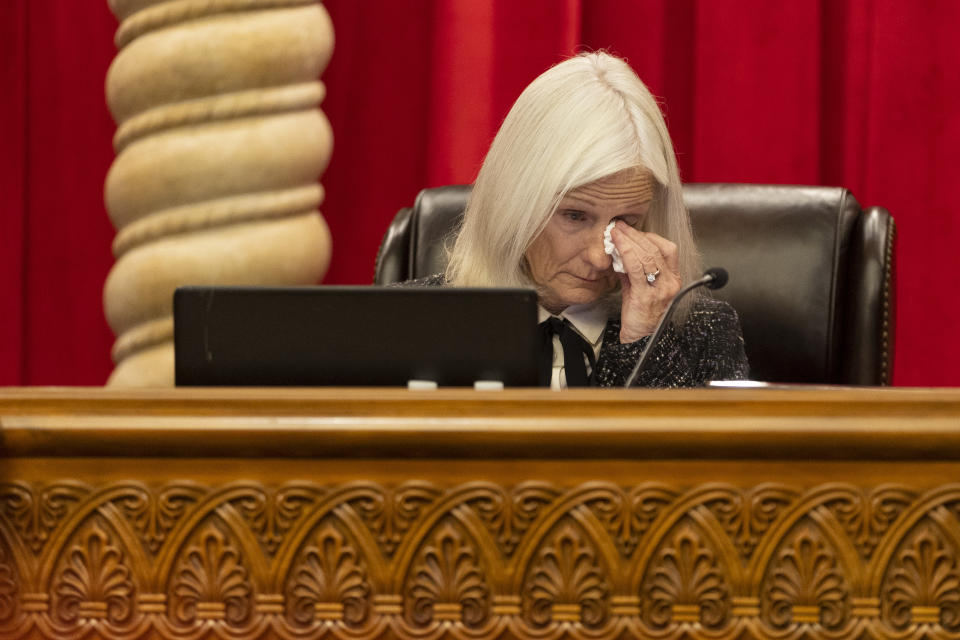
[[174, 286, 540, 387]]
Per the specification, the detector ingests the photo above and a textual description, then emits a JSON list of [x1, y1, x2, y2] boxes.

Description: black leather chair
[[376, 184, 896, 385]]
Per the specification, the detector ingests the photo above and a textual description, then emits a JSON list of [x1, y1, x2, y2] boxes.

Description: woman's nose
[[584, 233, 612, 270]]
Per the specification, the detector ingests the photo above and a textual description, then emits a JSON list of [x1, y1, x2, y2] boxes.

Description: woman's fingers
[[612, 222, 679, 284], [611, 222, 682, 342], [639, 229, 681, 274], [610, 222, 650, 276]]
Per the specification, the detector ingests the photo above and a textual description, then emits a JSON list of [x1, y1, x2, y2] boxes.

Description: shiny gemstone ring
[[645, 268, 661, 285]]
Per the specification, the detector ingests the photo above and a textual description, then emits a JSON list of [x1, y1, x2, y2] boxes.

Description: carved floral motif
[[645, 521, 729, 628], [232, 485, 319, 556], [0, 482, 88, 553], [705, 485, 796, 559], [170, 522, 252, 626], [883, 520, 960, 630], [0, 542, 18, 623], [116, 483, 203, 555], [406, 521, 488, 627], [348, 482, 441, 556], [286, 521, 370, 626], [826, 486, 915, 559], [468, 483, 557, 556], [524, 521, 608, 627], [3, 479, 960, 639], [764, 522, 848, 628], [53, 518, 134, 624], [586, 484, 678, 557]]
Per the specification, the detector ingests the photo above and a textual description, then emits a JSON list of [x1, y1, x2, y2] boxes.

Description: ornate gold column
[[103, 0, 334, 386]]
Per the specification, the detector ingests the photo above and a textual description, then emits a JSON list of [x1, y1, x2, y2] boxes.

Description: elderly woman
[[415, 52, 747, 388]]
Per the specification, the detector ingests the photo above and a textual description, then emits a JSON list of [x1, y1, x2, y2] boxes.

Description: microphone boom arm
[[622, 268, 727, 388]]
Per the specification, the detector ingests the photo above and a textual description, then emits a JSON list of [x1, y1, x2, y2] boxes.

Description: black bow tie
[[538, 317, 597, 387]]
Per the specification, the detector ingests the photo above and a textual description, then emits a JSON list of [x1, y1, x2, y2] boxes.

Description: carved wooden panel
[[4, 479, 960, 639], [3, 385, 960, 639]]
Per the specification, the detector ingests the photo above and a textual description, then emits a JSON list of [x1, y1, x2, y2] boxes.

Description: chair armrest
[[842, 206, 896, 384], [374, 206, 413, 284]]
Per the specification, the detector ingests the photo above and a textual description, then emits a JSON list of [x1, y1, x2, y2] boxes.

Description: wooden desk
[[1, 386, 959, 639]]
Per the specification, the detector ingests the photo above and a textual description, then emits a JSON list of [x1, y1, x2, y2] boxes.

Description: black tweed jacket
[[399, 274, 749, 388]]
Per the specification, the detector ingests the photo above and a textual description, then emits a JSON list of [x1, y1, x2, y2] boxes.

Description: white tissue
[[603, 221, 625, 273]]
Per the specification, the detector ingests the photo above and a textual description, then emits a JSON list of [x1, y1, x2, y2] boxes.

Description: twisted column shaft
[[104, 0, 334, 385]]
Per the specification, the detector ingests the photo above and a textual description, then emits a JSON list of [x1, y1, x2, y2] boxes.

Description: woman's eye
[[562, 210, 587, 222]]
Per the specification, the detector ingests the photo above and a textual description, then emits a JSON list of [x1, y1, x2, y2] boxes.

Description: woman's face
[[525, 170, 654, 314]]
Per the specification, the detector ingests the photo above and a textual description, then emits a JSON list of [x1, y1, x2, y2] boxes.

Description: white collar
[[537, 302, 609, 347]]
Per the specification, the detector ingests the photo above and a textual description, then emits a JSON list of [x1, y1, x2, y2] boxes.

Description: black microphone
[[623, 268, 728, 388]]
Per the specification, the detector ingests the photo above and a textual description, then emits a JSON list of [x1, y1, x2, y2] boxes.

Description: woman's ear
[[519, 254, 532, 278]]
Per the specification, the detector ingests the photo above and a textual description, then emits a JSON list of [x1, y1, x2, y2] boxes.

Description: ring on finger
[[644, 267, 661, 286]]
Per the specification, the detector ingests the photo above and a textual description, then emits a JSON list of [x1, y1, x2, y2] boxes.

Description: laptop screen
[[174, 286, 540, 387]]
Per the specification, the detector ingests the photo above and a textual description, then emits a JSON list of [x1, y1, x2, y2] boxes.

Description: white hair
[[445, 52, 702, 318]]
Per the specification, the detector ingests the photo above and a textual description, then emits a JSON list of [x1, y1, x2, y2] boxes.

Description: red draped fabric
[[0, 1, 118, 385], [2, 0, 958, 386]]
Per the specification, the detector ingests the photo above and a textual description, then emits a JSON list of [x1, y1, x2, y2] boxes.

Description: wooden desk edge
[[2, 386, 959, 459]]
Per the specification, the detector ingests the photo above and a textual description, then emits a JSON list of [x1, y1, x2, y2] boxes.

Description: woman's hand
[[610, 220, 682, 343]]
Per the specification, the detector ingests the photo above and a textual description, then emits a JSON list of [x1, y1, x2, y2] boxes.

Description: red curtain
[[0, 1, 118, 385], [2, 0, 958, 386]]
